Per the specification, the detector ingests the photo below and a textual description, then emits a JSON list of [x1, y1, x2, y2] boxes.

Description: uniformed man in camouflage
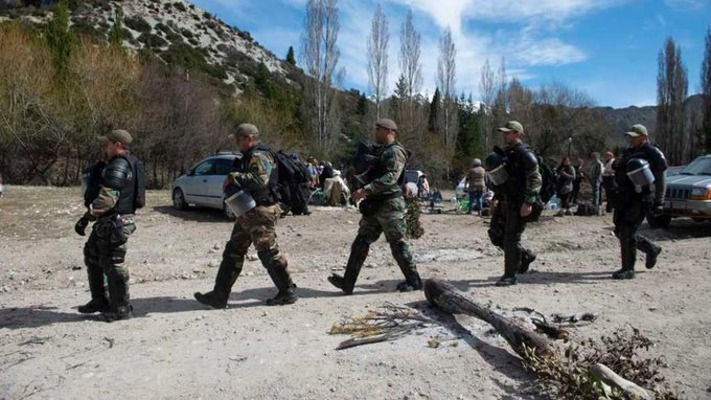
[[486, 121, 542, 287], [194, 123, 297, 307], [74, 129, 141, 322], [328, 118, 422, 294], [611, 124, 666, 279]]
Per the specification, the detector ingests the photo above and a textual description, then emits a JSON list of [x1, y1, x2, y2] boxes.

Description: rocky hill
[[0, 0, 297, 92], [593, 94, 703, 144]]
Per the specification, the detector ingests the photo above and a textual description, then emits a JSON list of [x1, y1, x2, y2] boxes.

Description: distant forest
[[1, 0, 709, 188]]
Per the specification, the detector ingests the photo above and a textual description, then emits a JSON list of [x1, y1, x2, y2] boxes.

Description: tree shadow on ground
[[641, 218, 711, 241], [222, 286, 343, 307], [407, 300, 541, 398], [0, 296, 231, 329], [152, 205, 230, 223], [445, 269, 614, 290]]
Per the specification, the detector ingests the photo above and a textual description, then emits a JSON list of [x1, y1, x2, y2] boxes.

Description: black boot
[[396, 275, 422, 292], [390, 240, 422, 292], [265, 261, 297, 306], [613, 238, 636, 280], [195, 255, 243, 309], [645, 246, 662, 269], [498, 240, 522, 287], [637, 236, 662, 270], [102, 274, 132, 322], [329, 236, 370, 295], [518, 250, 537, 274], [78, 267, 110, 314]]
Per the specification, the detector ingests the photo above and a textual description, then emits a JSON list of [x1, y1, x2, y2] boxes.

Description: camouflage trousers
[[346, 197, 419, 284], [83, 215, 136, 307], [213, 204, 289, 295]]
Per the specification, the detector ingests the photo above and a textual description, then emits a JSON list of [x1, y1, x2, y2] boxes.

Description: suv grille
[[666, 188, 690, 200]]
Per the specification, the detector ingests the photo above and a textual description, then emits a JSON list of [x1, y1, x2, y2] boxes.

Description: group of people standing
[[73, 117, 667, 321], [549, 148, 620, 216]]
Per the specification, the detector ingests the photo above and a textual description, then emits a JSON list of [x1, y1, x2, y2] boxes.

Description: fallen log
[[590, 363, 651, 400], [424, 278, 556, 359]]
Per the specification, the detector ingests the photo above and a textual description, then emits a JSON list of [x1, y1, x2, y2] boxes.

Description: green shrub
[[124, 15, 150, 34], [138, 33, 167, 49], [173, 2, 186, 12], [71, 20, 104, 40]]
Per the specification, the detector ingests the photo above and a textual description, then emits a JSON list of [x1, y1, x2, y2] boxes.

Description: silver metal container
[[224, 190, 256, 217], [486, 164, 509, 186]]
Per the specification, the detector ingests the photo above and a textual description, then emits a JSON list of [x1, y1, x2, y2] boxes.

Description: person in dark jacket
[[73, 130, 142, 322], [571, 157, 584, 204], [611, 124, 666, 279], [486, 121, 542, 287]]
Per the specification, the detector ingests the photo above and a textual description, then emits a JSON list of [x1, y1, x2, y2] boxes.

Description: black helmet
[[626, 158, 654, 189], [484, 152, 505, 171], [484, 152, 508, 186]]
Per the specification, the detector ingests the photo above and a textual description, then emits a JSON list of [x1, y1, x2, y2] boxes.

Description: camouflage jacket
[[230, 146, 276, 203], [364, 140, 408, 198]]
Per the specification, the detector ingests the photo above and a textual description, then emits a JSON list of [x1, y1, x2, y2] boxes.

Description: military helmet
[[484, 152, 505, 171], [626, 158, 655, 191], [484, 152, 508, 186]]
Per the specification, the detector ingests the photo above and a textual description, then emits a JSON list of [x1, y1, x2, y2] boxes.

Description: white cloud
[[664, 0, 708, 10]]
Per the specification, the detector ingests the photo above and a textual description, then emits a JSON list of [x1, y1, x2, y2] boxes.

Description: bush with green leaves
[[124, 15, 150, 34]]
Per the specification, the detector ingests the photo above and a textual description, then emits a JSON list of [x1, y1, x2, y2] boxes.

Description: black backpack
[[117, 154, 146, 210], [132, 157, 146, 209], [575, 201, 598, 216], [271, 150, 311, 211]]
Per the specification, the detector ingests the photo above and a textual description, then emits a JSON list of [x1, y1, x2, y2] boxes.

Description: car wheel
[[646, 214, 671, 229], [172, 188, 188, 210]]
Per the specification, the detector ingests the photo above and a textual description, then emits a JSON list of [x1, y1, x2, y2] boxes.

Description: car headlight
[[690, 187, 711, 200]]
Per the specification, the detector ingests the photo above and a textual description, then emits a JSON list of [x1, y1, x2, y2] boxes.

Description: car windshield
[[679, 157, 711, 176]]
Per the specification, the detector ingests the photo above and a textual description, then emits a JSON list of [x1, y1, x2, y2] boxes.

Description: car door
[[183, 159, 216, 207], [203, 157, 234, 209]]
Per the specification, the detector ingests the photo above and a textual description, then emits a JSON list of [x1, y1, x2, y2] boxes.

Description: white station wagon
[[171, 153, 241, 218]]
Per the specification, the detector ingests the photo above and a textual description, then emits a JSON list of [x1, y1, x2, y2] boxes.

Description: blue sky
[[192, 0, 710, 108]]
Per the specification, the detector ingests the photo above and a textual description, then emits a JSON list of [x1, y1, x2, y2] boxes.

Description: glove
[[74, 215, 89, 236]]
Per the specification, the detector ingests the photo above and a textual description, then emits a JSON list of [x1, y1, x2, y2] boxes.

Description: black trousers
[[613, 198, 657, 271], [488, 200, 534, 278]]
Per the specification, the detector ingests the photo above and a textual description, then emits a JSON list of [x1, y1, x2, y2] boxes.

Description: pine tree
[[286, 46, 296, 65], [44, 0, 75, 80], [428, 88, 441, 133], [701, 27, 711, 154], [356, 93, 368, 116], [108, 6, 125, 51]]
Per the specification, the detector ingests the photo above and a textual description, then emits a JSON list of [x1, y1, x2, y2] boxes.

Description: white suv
[[647, 154, 711, 228], [171, 153, 241, 218]]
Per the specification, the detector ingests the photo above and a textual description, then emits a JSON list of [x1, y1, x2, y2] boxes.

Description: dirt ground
[[1, 185, 710, 399]]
